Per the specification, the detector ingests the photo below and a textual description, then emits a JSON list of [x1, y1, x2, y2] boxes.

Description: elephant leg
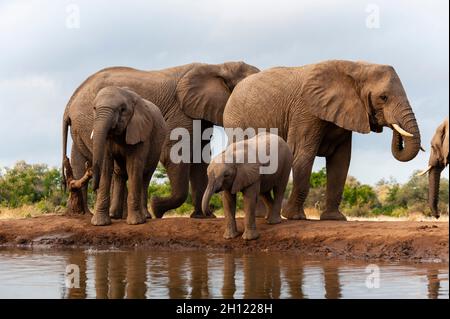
[[110, 162, 127, 219], [70, 145, 92, 215], [268, 188, 283, 225], [320, 134, 351, 221], [91, 153, 113, 226], [222, 191, 238, 239], [190, 162, 216, 218], [260, 192, 273, 219], [126, 160, 146, 225], [282, 152, 316, 220], [142, 159, 158, 219], [190, 121, 215, 219], [151, 161, 190, 218], [242, 183, 260, 241]]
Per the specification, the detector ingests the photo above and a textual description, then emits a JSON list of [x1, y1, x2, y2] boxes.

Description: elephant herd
[[62, 60, 448, 238]]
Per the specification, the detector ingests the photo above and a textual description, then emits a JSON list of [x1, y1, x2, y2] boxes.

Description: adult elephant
[[418, 118, 449, 218], [62, 62, 259, 218], [223, 60, 422, 221]]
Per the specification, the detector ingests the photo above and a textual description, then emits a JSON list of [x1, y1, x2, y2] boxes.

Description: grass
[[0, 205, 63, 220]]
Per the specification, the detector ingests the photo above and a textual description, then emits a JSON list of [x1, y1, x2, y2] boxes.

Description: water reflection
[[0, 249, 447, 299]]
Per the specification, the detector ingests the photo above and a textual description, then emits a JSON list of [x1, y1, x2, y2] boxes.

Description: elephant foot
[[242, 229, 260, 241], [143, 208, 152, 219], [109, 207, 123, 220], [223, 228, 240, 239], [126, 212, 147, 225], [91, 213, 112, 226], [190, 211, 217, 219], [266, 215, 282, 225], [281, 202, 307, 220], [320, 211, 347, 221], [281, 208, 307, 220]]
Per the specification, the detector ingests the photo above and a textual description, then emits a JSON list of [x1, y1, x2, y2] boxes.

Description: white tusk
[[420, 146, 426, 152], [417, 165, 432, 176], [392, 124, 414, 137], [90, 130, 94, 139]]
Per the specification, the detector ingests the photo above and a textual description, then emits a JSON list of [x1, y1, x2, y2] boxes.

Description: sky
[[0, 0, 448, 185]]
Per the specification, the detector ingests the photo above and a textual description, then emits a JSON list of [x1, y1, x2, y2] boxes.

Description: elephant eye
[[380, 95, 388, 102]]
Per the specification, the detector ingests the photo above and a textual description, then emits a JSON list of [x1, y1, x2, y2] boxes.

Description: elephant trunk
[[202, 182, 217, 216], [92, 109, 115, 191], [428, 166, 444, 218], [391, 107, 421, 162]]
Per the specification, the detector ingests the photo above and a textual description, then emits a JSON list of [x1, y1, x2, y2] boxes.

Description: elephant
[[202, 132, 293, 240], [418, 117, 449, 218], [223, 60, 422, 221], [90, 86, 167, 226], [62, 61, 259, 219]]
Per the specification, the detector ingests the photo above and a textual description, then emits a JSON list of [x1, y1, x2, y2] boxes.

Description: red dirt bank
[[0, 215, 448, 262]]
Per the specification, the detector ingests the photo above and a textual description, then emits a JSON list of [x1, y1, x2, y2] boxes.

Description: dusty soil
[[0, 215, 448, 262]]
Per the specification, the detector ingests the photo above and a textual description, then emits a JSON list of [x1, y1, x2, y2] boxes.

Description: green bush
[[0, 161, 66, 208]]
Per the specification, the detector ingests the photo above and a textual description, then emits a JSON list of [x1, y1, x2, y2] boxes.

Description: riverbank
[[0, 215, 447, 262]]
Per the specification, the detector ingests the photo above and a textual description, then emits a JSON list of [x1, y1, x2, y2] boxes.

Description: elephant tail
[[62, 114, 70, 192]]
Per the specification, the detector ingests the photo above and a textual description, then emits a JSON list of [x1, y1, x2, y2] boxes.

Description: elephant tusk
[[90, 130, 94, 139], [420, 146, 426, 152], [417, 165, 432, 176], [392, 124, 414, 137]]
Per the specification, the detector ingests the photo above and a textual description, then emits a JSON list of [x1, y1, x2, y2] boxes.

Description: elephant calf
[[91, 86, 167, 226], [202, 132, 293, 240]]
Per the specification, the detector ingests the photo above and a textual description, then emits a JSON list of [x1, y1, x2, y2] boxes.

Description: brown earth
[[0, 215, 448, 262]]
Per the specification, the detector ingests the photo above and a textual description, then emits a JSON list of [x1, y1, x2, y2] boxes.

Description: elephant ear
[[432, 119, 449, 166], [302, 63, 370, 133], [123, 88, 153, 145], [443, 118, 449, 166], [176, 64, 232, 126], [231, 162, 260, 195]]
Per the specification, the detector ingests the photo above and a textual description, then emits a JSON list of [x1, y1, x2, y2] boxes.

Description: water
[[0, 248, 447, 299]]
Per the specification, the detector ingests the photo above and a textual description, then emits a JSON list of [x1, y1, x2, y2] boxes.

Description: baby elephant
[[202, 132, 293, 240], [91, 86, 167, 226]]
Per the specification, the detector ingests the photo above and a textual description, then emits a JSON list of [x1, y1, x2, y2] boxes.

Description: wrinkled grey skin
[[62, 62, 259, 219], [423, 118, 449, 218], [202, 133, 293, 240], [224, 60, 421, 221], [90, 87, 167, 226]]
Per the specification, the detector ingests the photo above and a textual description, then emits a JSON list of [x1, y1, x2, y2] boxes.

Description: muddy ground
[[0, 215, 448, 262]]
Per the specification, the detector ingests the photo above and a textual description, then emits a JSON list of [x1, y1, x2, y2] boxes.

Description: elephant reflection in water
[[165, 253, 189, 298], [190, 254, 210, 298], [63, 250, 88, 299], [223, 253, 342, 299], [427, 269, 442, 299], [222, 253, 237, 299], [94, 252, 148, 299], [243, 253, 281, 299], [65, 252, 443, 299], [322, 264, 342, 299]]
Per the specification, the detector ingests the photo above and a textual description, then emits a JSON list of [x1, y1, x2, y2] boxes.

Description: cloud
[[0, 0, 448, 184]]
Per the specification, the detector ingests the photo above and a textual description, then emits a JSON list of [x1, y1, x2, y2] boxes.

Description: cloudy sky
[[0, 0, 448, 184]]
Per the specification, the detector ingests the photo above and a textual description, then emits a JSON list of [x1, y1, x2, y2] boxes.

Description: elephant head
[[303, 60, 422, 162], [91, 86, 153, 190], [201, 153, 260, 215], [418, 118, 449, 218], [177, 62, 260, 126]]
